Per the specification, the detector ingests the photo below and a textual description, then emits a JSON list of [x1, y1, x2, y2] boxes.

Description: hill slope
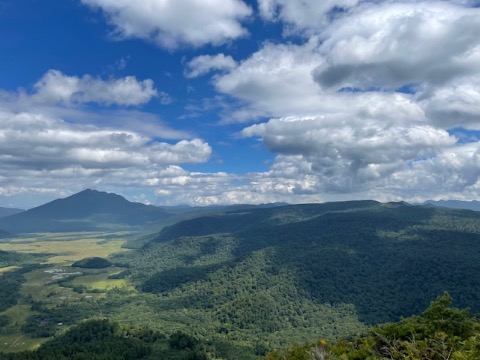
[[0, 189, 171, 233], [115, 201, 480, 342]]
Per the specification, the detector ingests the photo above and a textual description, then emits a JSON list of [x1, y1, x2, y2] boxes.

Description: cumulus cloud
[[213, 1, 480, 128], [213, 38, 325, 121], [0, 111, 211, 170], [258, 0, 359, 34], [185, 54, 237, 78], [0, 110, 212, 205], [212, 38, 434, 124], [313, 2, 480, 91], [0, 70, 185, 140], [242, 114, 455, 192], [81, 0, 252, 49], [149, 163, 323, 206], [422, 76, 480, 129], [207, 1, 480, 202], [32, 70, 158, 106]]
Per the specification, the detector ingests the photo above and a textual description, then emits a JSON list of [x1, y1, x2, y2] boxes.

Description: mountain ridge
[[0, 189, 171, 233], [423, 199, 480, 212]]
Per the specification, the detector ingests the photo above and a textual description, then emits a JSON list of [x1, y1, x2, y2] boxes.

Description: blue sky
[[1, 0, 480, 208]]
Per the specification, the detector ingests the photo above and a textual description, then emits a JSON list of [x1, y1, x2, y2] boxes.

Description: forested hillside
[[113, 201, 480, 345], [262, 292, 480, 360]]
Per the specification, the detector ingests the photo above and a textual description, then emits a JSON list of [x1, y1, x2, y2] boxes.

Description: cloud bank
[[4, 0, 480, 207]]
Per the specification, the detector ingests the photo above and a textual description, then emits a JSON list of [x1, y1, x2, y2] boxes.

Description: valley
[[1, 191, 480, 359], [0, 231, 133, 352]]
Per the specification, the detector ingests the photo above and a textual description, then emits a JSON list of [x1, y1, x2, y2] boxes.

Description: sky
[[1, 0, 480, 209]]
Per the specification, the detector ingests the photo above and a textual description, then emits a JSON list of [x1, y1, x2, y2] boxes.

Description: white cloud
[[205, 1, 480, 203], [376, 141, 480, 200], [422, 75, 480, 129], [0, 70, 185, 140], [258, 0, 359, 34], [242, 115, 455, 192], [212, 1, 480, 125], [32, 70, 158, 106], [151, 166, 322, 206], [313, 2, 480, 91], [81, 0, 252, 49], [213, 38, 325, 122], [0, 111, 211, 171], [185, 54, 237, 78]]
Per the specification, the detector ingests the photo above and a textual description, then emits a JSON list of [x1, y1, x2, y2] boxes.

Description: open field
[[0, 333, 48, 352], [0, 232, 130, 265], [21, 267, 87, 304], [2, 304, 34, 327], [0, 305, 45, 353], [70, 267, 135, 291]]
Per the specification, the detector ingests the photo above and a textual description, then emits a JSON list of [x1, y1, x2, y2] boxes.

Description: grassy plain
[[70, 267, 135, 291], [0, 231, 133, 353], [0, 333, 48, 352], [0, 232, 129, 265], [0, 305, 47, 352]]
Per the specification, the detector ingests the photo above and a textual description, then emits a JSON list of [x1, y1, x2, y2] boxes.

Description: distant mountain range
[[422, 199, 480, 212], [2, 188, 479, 235], [0, 189, 171, 233], [0, 207, 24, 218]]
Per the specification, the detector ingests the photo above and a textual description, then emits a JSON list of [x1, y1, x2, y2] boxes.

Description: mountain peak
[[74, 188, 119, 197], [0, 189, 170, 233], [79, 188, 97, 194], [69, 188, 126, 199]]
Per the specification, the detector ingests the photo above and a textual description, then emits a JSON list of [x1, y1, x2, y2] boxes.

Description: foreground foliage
[[1, 293, 478, 360], [1, 319, 211, 360], [263, 292, 480, 360]]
